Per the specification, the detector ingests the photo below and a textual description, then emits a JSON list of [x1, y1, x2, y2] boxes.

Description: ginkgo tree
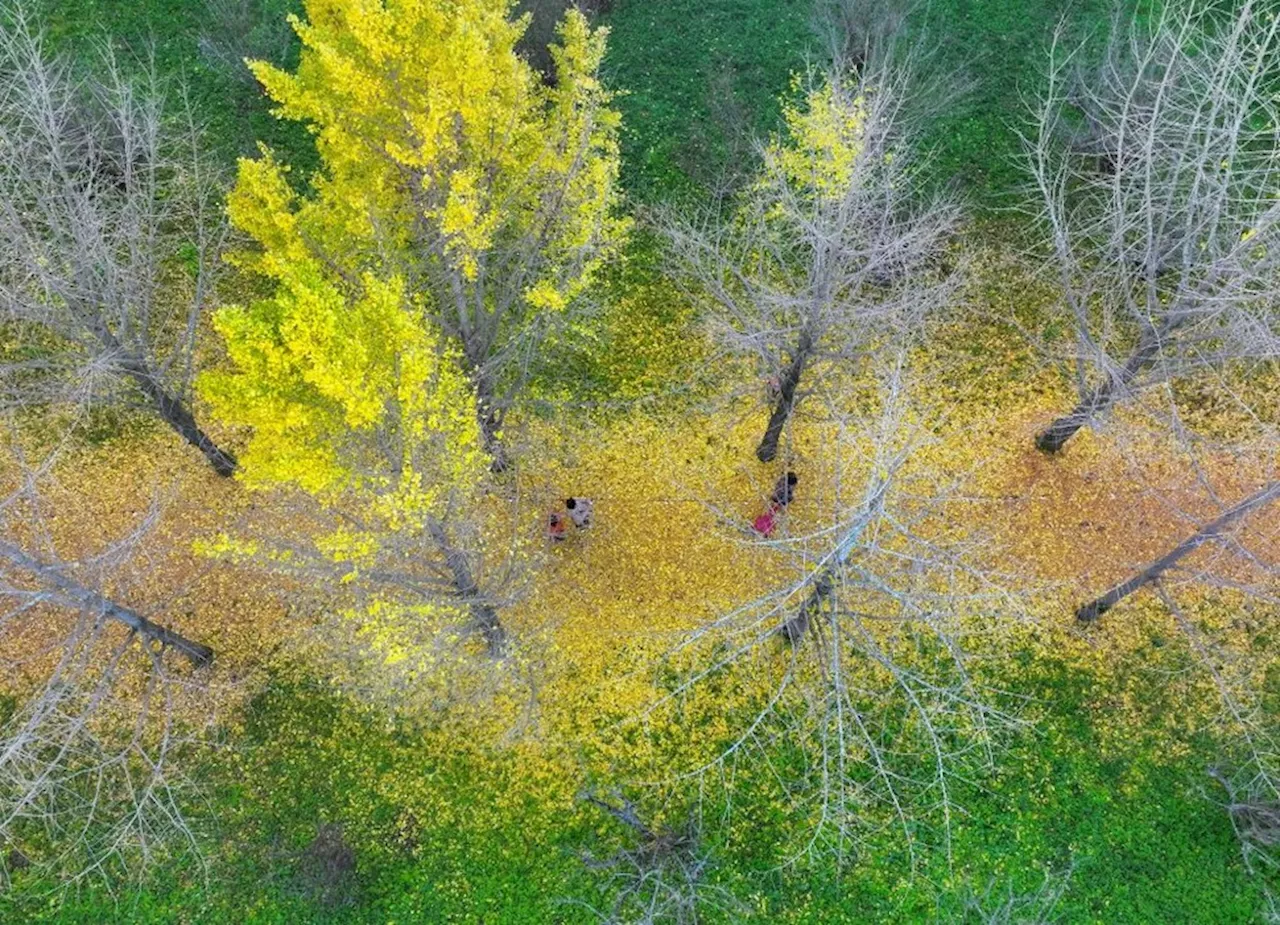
[[0, 436, 214, 883], [665, 59, 963, 463], [1026, 0, 1280, 455], [655, 357, 1019, 866], [201, 253, 529, 690], [1027, 0, 1280, 631], [231, 0, 627, 471]]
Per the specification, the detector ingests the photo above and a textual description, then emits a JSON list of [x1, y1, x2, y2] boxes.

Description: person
[[753, 503, 780, 538], [771, 471, 798, 508], [547, 512, 568, 542], [565, 497, 593, 529]]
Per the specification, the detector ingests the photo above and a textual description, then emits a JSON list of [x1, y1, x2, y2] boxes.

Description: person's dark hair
[[786, 472, 798, 486], [565, 498, 576, 509]]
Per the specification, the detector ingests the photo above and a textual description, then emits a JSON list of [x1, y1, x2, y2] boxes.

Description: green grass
[[42, 0, 314, 171], [907, 0, 1113, 211], [41, 0, 1117, 211], [3, 658, 1266, 923], [599, 0, 816, 202], [602, 0, 1118, 211]]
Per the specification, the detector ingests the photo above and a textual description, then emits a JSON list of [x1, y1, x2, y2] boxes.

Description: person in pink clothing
[[753, 504, 780, 537], [753, 472, 797, 537]]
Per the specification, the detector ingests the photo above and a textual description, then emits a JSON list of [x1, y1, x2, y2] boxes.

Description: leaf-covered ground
[[6, 0, 1278, 921], [3, 237, 1276, 920]]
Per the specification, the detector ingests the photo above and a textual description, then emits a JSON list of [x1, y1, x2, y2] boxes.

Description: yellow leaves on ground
[[0, 427, 286, 726], [508, 408, 795, 767], [6, 248, 1279, 813]]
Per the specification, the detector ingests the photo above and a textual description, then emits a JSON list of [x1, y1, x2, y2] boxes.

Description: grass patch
[[42, 0, 314, 171], [3, 661, 1265, 922]]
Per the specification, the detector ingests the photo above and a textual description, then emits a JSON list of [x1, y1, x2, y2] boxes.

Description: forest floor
[[5, 247, 1277, 921], [5, 0, 1279, 921]]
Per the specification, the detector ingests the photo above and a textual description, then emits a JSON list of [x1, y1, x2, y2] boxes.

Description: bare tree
[[0, 9, 236, 475], [1020, 2, 1280, 630], [571, 787, 743, 925], [651, 360, 1021, 865], [1077, 478, 1280, 622], [1210, 764, 1280, 877], [813, 0, 916, 73], [1026, 0, 1280, 454], [948, 864, 1073, 924], [0, 539, 211, 667], [0, 444, 214, 884], [664, 56, 963, 463]]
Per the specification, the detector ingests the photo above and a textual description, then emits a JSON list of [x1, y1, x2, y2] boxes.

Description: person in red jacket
[[754, 472, 798, 537], [753, 503, 781, 537]]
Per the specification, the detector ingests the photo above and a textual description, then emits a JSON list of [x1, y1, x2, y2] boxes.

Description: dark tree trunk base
[[1037, 324, 1170, 455], [1076, 480, 1280, 623], [124, 362, 237, 476], [0, 541, 214, 667], [428, 520, 507, 657], [756, 407, 788, 463], [756, 331, 813, 464], [485, 436, 510, 474], [1035, 416, 1085, 454]]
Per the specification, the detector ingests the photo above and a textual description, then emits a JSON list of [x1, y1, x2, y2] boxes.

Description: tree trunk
[[0, 540, 214, 667], [86, 321, 237, 476], [1077, 479, 1280, 622], [118, 356, 238, 477], [1036, 325, 1167, 454], [778, 570, 836, 643], [582, 790, 658, 841], [777, 478, 889, 643], [467, 362, 509, 473], [756, 330, 814, 464], [428, 521, 507, 656], [478, 406, 509, 474]]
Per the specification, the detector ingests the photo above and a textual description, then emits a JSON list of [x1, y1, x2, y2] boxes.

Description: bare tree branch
[[1025, 0, 1280, 453], [0, 437, 214, 885], [648, 358, 1023, 868], [1077, 479, 1280, 622], [0, 6, 236, 474], [664, 53, 964, 462]]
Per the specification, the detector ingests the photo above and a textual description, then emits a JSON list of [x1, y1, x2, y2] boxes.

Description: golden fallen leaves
[[3, 265, 1277, 790]]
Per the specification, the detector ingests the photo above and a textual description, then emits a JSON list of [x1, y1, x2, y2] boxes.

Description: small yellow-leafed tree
[[665, 63, 963, 463], [231, 0, 626, 470]]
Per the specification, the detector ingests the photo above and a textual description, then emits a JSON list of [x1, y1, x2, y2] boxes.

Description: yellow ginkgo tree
[[230, 0, 626, 470], [201, 251, 526, 695]]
